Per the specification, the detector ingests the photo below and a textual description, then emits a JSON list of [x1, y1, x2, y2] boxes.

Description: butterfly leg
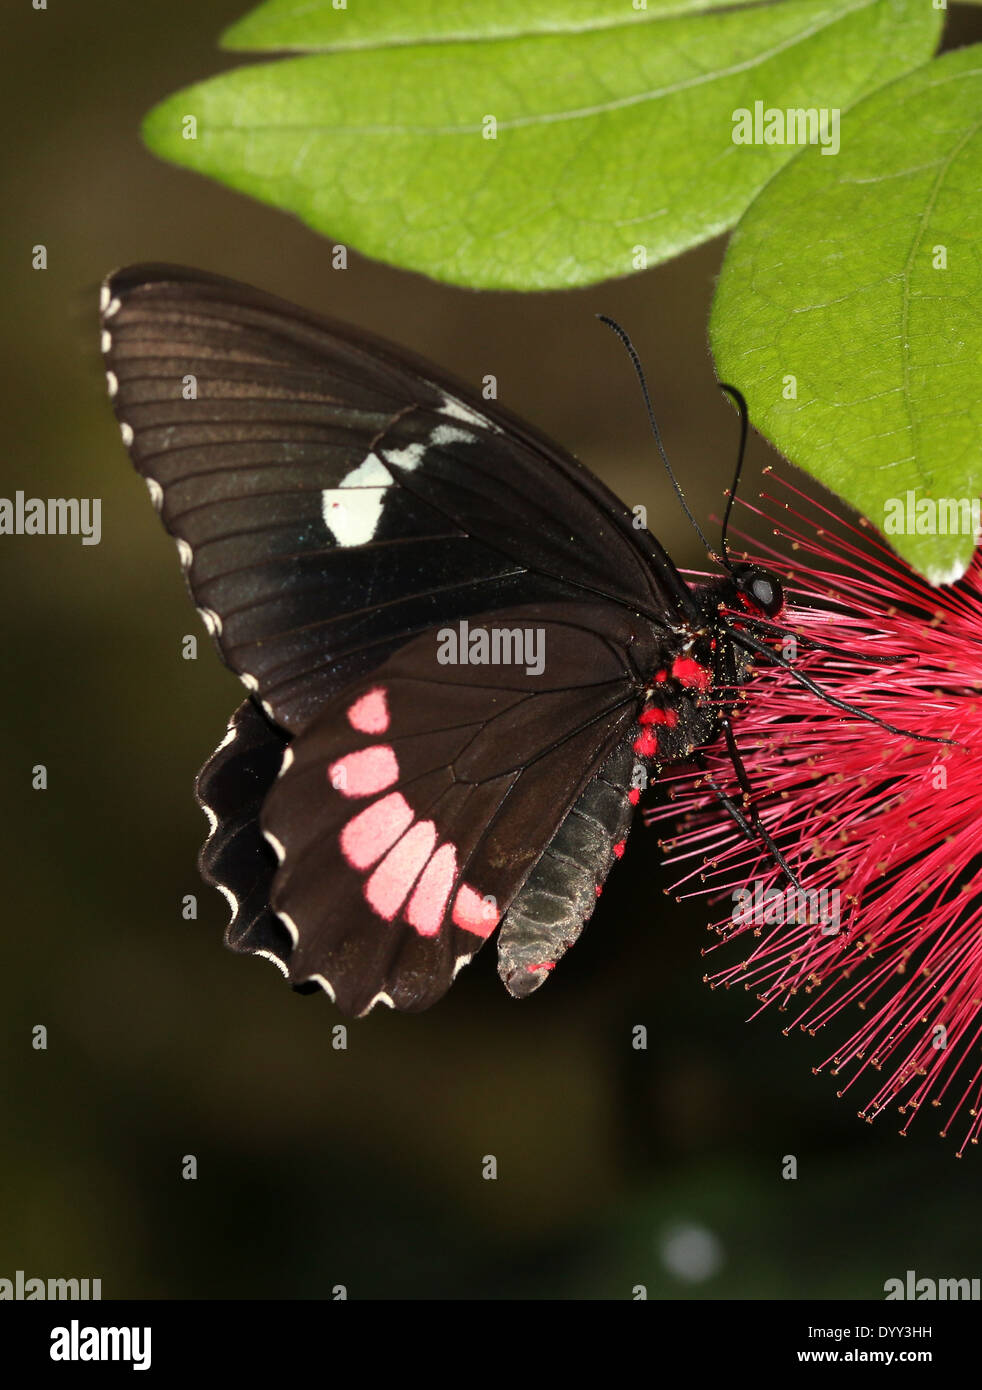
[[731, 629, 954, 745], [729, 614, 894, 665], [698, 722, 803, 891]]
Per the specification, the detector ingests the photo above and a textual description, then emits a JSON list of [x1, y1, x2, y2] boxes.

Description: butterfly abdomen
[[497, 743, 643, 997]]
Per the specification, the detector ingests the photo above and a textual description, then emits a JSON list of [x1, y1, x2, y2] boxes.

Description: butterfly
[[100, 264, 791, 1016]]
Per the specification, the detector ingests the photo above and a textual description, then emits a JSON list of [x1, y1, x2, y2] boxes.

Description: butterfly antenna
[[717, 382, 749, 567], [597, 315, 721, 564]]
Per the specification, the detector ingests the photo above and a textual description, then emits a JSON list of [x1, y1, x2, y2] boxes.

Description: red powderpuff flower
[[649, 478, 982, 1154]]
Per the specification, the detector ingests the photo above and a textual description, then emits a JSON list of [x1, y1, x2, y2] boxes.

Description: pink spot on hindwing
[[330, 744, 398, 798], [328, 724, 498, 941], [405, 843, 457, 937], [347, 688, 390, 734], [364, 821, 437, 920], [452, 885, 498, 939], [340, 793, 414, 870]]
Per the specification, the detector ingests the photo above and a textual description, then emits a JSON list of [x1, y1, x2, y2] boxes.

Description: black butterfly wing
[[256, 602, 661, 1015], [100, 265, 696, 733], [196, 698, 289, 965]]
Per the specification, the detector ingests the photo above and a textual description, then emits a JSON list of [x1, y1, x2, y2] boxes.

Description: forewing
[[101, 265, 691, 732]]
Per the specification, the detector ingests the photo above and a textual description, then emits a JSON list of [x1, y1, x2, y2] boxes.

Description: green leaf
[[144, 0, 940, 290], [710, 44, 982, 586], [222, 0, 765, 52]]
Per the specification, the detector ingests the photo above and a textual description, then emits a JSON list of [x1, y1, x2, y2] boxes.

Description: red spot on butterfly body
[[670, 656, 711, 691], [639, 707, 678, 727], [526, 961, 555, 973], [634, 705, 679, 756], [613, 840, 626, 859], [628, 788, 641, 806], [347, 688, 390, 734]]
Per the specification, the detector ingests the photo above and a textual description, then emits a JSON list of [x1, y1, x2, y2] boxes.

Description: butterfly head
[[730, 563, 784, 619]]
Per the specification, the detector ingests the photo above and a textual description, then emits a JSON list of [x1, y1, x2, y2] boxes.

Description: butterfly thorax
[[634, 569, 779, 770]]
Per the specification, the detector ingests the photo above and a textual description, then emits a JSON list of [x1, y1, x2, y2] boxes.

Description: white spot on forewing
[[439, 394, 500, 433], [433, 423, 476, 447], [99, 284, 111, 313], [146, 478, 163, 510], [198, 607, 222, 637], [201, 803, 218, 837], [321, 490, 383, 547], [120, 422, 133, 446], [344, 451, 393, 488], [176, 539, 192, 570], [452, 953, 474, 979], [240, 673, 259, 691], [383, 441, 426, 471], [383, 424, 474, 474], [261, 700, 275, 721], [106, 370, 118, 398], [101, 331, 112, 354], [263, 828, 286, 865], [324, 421, 482, 550], [278, 745, 294, 778], [104, 296, 121, 319], [321, 451, 394, 547]]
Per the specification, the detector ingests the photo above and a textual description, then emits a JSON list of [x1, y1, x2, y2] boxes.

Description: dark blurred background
[[3, 2, 982, 1300]]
